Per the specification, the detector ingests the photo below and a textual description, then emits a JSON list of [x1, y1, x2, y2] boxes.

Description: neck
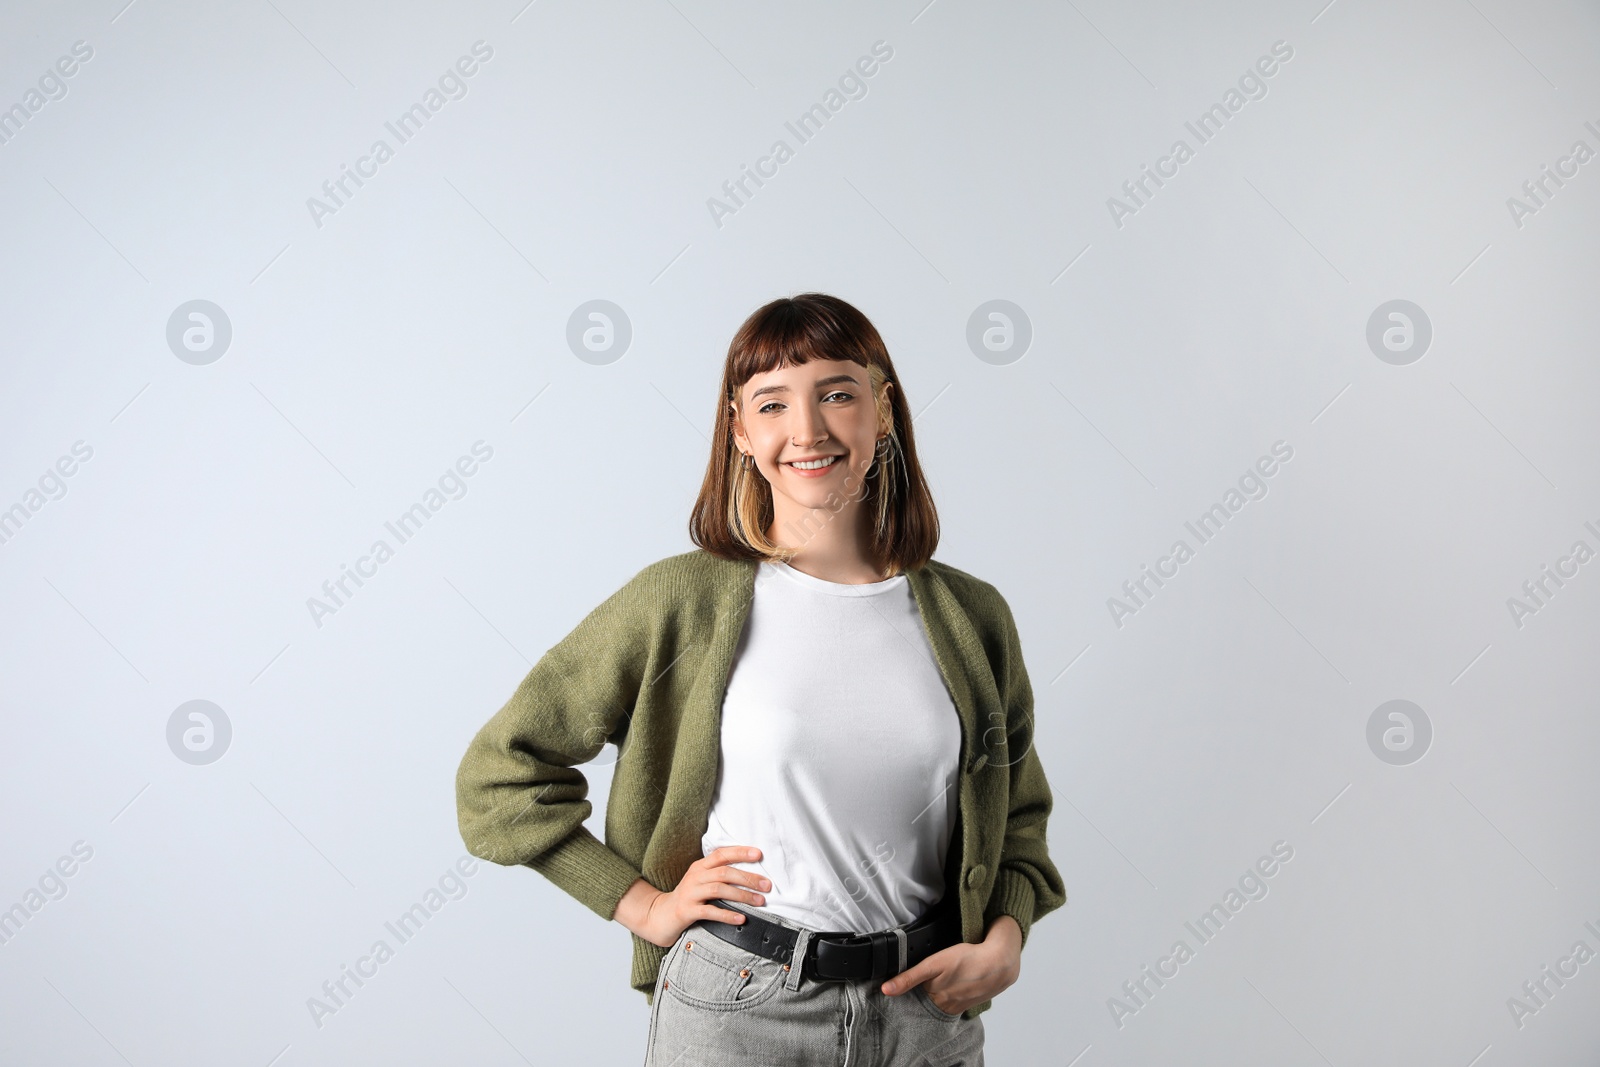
[[767, 500, 887, 584]]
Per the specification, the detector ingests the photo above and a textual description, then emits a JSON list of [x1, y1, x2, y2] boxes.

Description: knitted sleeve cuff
[[524, 824, 646, 922], [982, 866, 1039, 952]]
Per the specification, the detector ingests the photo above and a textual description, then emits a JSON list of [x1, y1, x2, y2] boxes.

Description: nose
[[790, 397, 829, 446]]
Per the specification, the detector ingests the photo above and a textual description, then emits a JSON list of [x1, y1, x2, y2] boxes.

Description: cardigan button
[[965, 864, 986, 889]]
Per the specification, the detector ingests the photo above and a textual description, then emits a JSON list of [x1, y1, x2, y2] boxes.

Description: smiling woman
[[688, 293, 939, 578], [456, 292, 1065, 1067]]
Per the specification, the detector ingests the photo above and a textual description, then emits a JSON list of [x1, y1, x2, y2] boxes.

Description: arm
[[979, 597, 1067, 952], [613, 875, 666, 937], [454, 572, 653, 922]]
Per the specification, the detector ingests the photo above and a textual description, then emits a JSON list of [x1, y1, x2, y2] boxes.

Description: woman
[[455, 293, 1065, 1066]]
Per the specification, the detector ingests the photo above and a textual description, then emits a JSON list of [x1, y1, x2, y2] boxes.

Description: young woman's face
[[730, 358, 891, 513]]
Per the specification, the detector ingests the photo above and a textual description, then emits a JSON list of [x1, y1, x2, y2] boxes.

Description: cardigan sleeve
[[980, 596, 1067, 952], [454, 570, 652, 923]]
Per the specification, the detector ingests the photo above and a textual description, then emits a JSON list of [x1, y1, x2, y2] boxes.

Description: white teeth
[[791, 456, 838, 470]]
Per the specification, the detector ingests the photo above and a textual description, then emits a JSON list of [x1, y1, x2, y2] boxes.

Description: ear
[[729, 400, 748, 451]]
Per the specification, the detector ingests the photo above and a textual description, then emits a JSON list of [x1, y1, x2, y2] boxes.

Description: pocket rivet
[[686, 941, 694, 950], [783, 963, 790, 971], [740, 968, 750, 978]]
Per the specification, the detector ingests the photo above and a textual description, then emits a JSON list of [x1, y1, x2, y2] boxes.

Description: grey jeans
[[644, 907, 985, 1066]]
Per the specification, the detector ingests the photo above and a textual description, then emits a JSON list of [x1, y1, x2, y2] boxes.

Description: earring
[[740, 452, 756, 472], [866, 435, 892, 477]]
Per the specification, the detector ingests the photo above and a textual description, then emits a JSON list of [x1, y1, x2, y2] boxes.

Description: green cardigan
[[454, 548, 1066, 1019]]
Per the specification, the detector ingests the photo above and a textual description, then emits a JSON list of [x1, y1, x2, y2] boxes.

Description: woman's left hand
[[880, 914, 1023, 1017]]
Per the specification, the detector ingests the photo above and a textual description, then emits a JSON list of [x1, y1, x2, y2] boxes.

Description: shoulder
[[917, 560, 1032, 691], [557, 549, 746, 650], [612, 548, 751, 609], [917, 558, 1013, 621], [630, 548, 747, 587]]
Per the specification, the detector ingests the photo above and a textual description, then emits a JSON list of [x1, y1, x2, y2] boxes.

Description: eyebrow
[[748, 373, 862, 401]]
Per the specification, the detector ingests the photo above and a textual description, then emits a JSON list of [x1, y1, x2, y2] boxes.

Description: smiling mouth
[[787, 456, 841, 471]]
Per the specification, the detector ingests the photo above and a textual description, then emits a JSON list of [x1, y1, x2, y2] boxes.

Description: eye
[[756, 390, 853, 415]]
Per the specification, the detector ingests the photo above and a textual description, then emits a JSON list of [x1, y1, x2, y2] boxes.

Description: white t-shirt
[[700, 559, 962, 934]]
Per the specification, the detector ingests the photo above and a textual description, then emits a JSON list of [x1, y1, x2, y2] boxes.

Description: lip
[[784, 454, 843, 477]]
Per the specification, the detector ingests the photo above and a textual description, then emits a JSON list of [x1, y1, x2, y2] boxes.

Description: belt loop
[[785, 928, 812, 991], [894, 927, 908, 975]]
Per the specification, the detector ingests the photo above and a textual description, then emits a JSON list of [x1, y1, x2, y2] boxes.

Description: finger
[[682, 872, 766, 909], [698, 883, 767, 908], [882, 964, 934, 996], [687, 867, 769, 902], [699, 903, 750, 925], [704, 845, 762, 867], [717, 866, 773, 892]]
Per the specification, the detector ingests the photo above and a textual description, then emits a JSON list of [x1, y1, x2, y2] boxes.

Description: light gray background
[[2, 0, 1598, 1064]]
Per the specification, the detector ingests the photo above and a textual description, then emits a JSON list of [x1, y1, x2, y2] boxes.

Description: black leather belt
[[701, 897, 962, 982]]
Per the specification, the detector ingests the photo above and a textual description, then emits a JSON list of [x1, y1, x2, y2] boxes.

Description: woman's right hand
[[614, 846, 773, 947]]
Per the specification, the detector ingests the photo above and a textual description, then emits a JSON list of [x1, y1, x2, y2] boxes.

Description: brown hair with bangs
[[688, 293, 940, 576]]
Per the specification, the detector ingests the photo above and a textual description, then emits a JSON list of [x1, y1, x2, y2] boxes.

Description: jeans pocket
[[914, 984, 965, 1022], [661, 925, 786, 1012]]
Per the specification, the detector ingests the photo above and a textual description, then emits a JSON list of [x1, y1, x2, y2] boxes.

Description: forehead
[[741, 359, 866, 401]]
